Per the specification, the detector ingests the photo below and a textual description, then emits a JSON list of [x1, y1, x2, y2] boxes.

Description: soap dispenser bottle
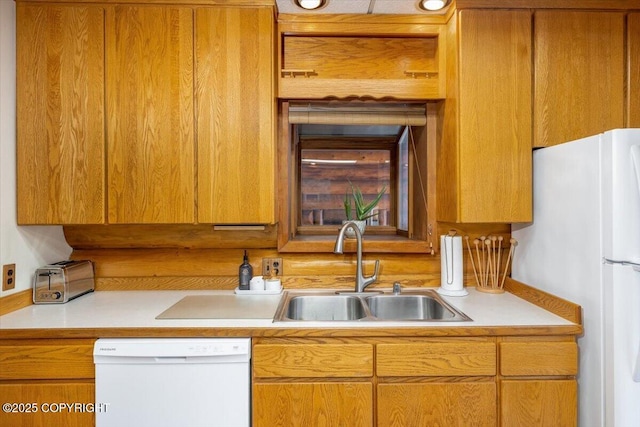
[[238, 250, 253, 290]]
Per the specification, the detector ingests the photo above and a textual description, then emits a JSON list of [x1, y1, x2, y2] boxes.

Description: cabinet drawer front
[[0, 341, 95, 380], [377, 341, 496, 377], [500, 341, 577, 376], [253, 344, 373, 378]]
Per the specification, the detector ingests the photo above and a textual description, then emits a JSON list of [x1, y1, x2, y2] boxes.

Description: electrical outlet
[[262, 258, 283, 277], [3, 264, 16, 291]]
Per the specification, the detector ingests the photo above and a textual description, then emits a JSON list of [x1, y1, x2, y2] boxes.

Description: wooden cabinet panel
[[196, 7, 275, 224], [377, 340, 496, 377], [500, 341, 577, 376], [439, 9, 532, 223], [501, 380, 577, 427], [534, 11, 624, 147], [629, 13, 640, 128], [0, 382, 94, 427], [16, 3, 105, 224], [106, 6, 195, 223], [377, 382, 497, 427], [279, 35, 442, 99], [253, 343, 373, 378], [0, 340, 95, 380], [253, 382, 373, 427], [457, 9, 532, 222]]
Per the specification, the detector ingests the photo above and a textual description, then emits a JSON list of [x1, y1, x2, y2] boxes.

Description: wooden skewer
[[479, 236, 486, 287], [485, 239, 492, 288], [500, 238, 517, 289], [465, 236, 480, 287], [497, 236, 503, 289], [491, 236, 497, 288], [474, 239, 482, 288]]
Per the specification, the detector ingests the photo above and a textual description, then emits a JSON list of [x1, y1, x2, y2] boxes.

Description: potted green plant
[[343, 181, 386, 236]]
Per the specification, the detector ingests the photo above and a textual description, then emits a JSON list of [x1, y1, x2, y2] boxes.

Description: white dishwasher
[[94, 338, 251, 427]]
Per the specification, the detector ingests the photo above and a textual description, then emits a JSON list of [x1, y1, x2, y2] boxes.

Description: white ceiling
[[275, 0, 450, 15]]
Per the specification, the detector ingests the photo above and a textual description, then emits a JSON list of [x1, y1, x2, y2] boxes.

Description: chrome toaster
[[33, 260, 95, 304]]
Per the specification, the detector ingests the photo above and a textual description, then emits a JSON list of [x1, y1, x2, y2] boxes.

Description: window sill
[[278, 234, 435, 254]]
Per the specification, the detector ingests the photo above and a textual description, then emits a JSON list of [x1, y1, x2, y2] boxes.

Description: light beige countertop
[[0, 288, 576, 332]]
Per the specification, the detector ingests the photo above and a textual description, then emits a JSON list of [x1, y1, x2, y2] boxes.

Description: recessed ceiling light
[[420, 0, 448, 11], [295, 0, 326, 10]]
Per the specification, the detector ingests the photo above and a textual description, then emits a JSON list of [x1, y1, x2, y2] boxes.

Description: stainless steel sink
[[365, 294, 458, 320], [284, 295, 367, 321], [273, 289, 471, 322]]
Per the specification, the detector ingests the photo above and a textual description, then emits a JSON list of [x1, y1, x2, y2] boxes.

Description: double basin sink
[[273, 289, 471, 322]]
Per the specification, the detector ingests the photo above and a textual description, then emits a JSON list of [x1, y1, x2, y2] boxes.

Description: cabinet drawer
[[500, 341, 577, 376], [376, 340, 496, 377], [253, 344, 374, 378], [0, 340, 95, 380]]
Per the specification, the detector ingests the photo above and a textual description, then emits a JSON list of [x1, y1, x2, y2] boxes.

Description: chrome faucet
[[334, 221, 380, 293]]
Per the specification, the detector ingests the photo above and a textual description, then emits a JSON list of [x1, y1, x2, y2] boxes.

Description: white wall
[[0, 0, 72, 296]]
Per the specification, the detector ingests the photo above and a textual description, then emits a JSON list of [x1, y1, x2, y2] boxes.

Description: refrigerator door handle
[[635, 343, 640, 382], [603, 258, 640, 272]]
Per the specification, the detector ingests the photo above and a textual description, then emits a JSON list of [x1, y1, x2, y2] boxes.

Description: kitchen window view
[[297, 125, 409, 234], [280, 101, 434, 250]]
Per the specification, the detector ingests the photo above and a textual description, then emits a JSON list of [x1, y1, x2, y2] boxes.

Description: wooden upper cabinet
[[16, 3, 105, 224], [534, 11, 625, 147], [629, 13, 640, 128], [196, 7, 275, 224], [106, 6, 195, 224], [278, 21, 445, 100], [439, 9, 532, 223]]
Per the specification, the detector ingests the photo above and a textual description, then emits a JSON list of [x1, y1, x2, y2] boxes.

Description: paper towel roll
[[438, 234, 468, 296]]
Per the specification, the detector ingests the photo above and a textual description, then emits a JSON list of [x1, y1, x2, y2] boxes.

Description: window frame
[[277, 100, 438, 253]]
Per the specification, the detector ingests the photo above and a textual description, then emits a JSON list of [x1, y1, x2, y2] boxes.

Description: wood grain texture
[[278, 21, 444, 99], [253, 343, 373, 378], [501, 380, 577, 426], [377, 382, 497, 427], [0, 382, 94, 427], [504, 277, 582, 324], [456, 0, 640, 9], [106, 5, 194, 223], [500, 340, 578, 376], [16, 3, 105, 224], [196, 6, 275, 223], [0, 339, 95, 380], [534, 10, 625, 147], [253, 382, 373, 427], [629, 13, 640, 127], [457, 9, 532, 222], [376, 340, 496, 377], [0, 289, 33, 316]]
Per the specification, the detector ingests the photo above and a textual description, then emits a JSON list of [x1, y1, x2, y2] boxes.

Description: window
[[278, 101, 436, 253]]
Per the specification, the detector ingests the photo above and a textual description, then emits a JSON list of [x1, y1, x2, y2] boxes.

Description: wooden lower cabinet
[[378, 382, 496, 427], [253, 382, 373, 427], [0, 339, 96, 427], [253, 336, 578, 426], [500, 380, 577, 426]]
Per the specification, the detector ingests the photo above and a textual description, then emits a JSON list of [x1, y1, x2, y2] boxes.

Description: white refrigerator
[[512, 129, 640, 427]]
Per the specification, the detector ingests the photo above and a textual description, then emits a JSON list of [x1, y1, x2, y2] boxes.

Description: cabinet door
[[534, 11, 624, 147], [253, 382, 373, 427], [106, 6, 195, 223], [442, 10, 532, 223], [196, 7, 275, 224], [378, 382, 497, 427], [16, 4, 105, 224], [629, 13, 640, 128], [0, 382, 95, 427], [501, 380, 577, 426]]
